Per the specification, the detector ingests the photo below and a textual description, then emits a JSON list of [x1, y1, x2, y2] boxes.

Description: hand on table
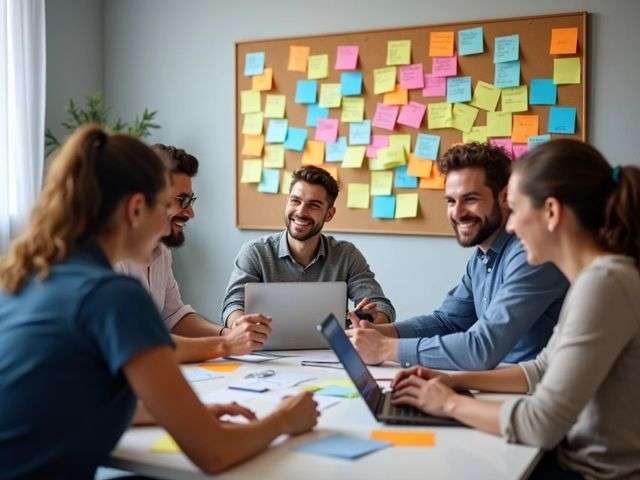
[[223, 314, 272, 355], [276, 391, 319, 435], [205, 402, 257, 423]]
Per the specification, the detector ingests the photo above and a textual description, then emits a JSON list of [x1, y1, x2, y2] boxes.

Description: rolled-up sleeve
[[221, 243, 262, 323], [161, 258, 195, 330]]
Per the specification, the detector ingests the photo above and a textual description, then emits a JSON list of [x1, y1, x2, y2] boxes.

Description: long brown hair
[[514, 139, 640, 266], [0, 124, 167, 293]]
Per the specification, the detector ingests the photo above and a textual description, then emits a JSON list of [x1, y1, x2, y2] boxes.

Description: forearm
[[226, 309, 245, 327], [444, 395, 503, 436], [172, 334, 228, 363], [172, 313, 224, 337], [132, 401, 156, 426], [449, 365, 528, 393]]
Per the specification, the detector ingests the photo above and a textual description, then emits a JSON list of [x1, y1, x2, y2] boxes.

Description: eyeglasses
[[172, 193, 197, 210], [244, 369, 276, 379]]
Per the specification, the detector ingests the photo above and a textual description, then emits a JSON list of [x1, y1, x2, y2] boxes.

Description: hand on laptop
[[391, 370, 457, 418], [275, 391, 319, 435], [223, 314, 272, 355], [345, 321, 398, 365]]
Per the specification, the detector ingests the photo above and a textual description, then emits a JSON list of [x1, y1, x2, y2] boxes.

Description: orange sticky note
[[429, 31, 455, 57], [252, 68, 273, 91], [511, 115, 539, 144], [241, 134, 264, 157], [198, 362, 241, 373], [301, 140, 325, 166], [549, 27, 578, 54], [419, 164, 445, 190], [321, 165, 338, 181], [407, 154, 433, 178], [383, 84, 408, 105], [370, 429, 436, 446], [288, 45, 310, 72]]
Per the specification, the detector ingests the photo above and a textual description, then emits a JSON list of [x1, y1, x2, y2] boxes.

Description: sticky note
[[264, 94, 286, 119], [487, 111, 512, 137], [447, 76, 472, 103], [420, 164, 445, 190], [370, 429, 435, 447], [550, 27, 578, 54], [463, 125, 488, 143], [377, 146, 406, 169], [372, 195, 396, 219], [252, 67, 272, 91], [373, 103, 400, 131], [528, 79, 556, 106], [263, 144, 285, 168], [295, 80, 318, 104], [452, 103, 479, 133], [407, 155, 433, 178], [241, 134, 264, 156], [283, 127, 308, 151], [494, 34, 519, 63], [394, 165, 418, 188], [387, 40, 411, 65], [415, 133, 440, 159], [548, 106, 577, 134], [399, 64, 424, 89], [152, 434, 180, 453], [315, 118, 339, 143], [242, 112, 263, 135], [494, 60, 520, 88], [335, 45, 359, 70], [240, 90, 261, 114], [528, 134, 551, 150], [501, 85, 528, 112], [240, 160, 261, 184], [341, 96, 365, 123], [315, 385, 358, 398], [397, 101, 427, 129], [374, 66, 397, 94], [422, 74, 446, 97], [427, 102, 453, 129], [470, 81, 500, 112], [301, 140, 325, 166], [366, 135, 389, 158], [349, 120, 371, 146], [554, 57, 581, 84], [512, 143, 528, 159], [244, 52, 265, 76], [319, 83, 341, 108], [383, 85, 408, 106], [307, 54, 329, 80], [458, 27, 484, 56], [297, 434, 390, 460], [258, 168, 280, 193], [288, 45, 310, 72], [489, 138, 514, 159], [265, 119, 288, 143], [342, 146, 366, 168], [389, 134, 411, 155], [326, 136, 347, 162], [431, 56, 457, 77], [429, 31, 454, 57], [281, 171, 293, 194], [371, 171, 393, 196], [341, 71, 363, 96], [395, 193, 419, 218], [306, 104, 329, 127], [368, 157, 387, 171], [347, 183, 370, 208], [512, 115, 539, 143]]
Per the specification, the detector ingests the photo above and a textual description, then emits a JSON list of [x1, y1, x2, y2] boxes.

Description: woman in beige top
[[392, 139, 640, 480]]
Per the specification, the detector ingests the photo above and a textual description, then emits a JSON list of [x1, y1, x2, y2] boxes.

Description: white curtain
[[0, 0, 46, 253]]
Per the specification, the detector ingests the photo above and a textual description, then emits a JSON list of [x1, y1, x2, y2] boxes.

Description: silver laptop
[[245, 282, 347, 350]]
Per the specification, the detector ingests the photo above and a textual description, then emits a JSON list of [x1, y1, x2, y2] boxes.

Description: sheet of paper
[[511, 114, 539, 143], [301, 140, 325, 166], [399, 63, 424, 89], [389, 134, 411, 155], [494, 34, 519, 63], [553, 57, 581, 84], [414, 133, 440, 160], [512, 143, 528, 159], [315, 385, 359, 398], [377, 146, 406, 169], [283, 127, 308, 151], [319, 83, 341, 108], [181, 367, 224, 383], [372, 103, 399, 130], [257, 168, 280, 193], [494, 60, 520, 88], [240, 160, 262, 184], [264, 94, 286, 118], [198, 362, 242, 373], [407, 155, 433, 178], [501, 85, 528, 112], [397, 101, 427, 129], [288, 45, 310, 72], [341, 96, 365, 123], [431, 56, 457, 77], [252, 372, 317, 390], [306, 103, 328, 127], [251, 67, 272, 91], [265, 119, 288, 143], [263, 144, 285, 168], [452, 102, 479, 133], [394, 165, 418, 188], [307, 54, 329, 80], [241, 134, 264, 157], [470, 80, 500, 111], [152, 434, 180, 453], [489, 138, 514, 159], [395, 193, 419, 218], [315, 118, 339, 143], [326, 136, 347, 162], [297, 434, 390, 460], [383, 84, 408, 106], [280, 171, 293, 194], [240, 89, 261, 114], [429, 31, 454, 57], [366, 134, 389, 158], [349, 120, 372, 146], [244, 51, 265, 76], [342, 146, 366, 168], [486, 111, 512, 137], [528, 134, 551, 150], [463, 125, 488, 143], [340, 71, 363, 96], [372, 195, 396, 219], [335, 45, 359, 70], [225, 353, 280, 363], [242, 112, 263, 135], [447, 76, 472, 103], [422, 74, 446, 97], [548, 106, 577, 134], [295, 79, 318, 104], [419, 164, 445, 190], [386, 40, 411, 65], [458, 27, 484, 56], [370, 171, 393, 196], [300, 351, 339, 362], [347, 183, 370, 208], [427, 102, 452, 129], [373, 66, 397, 94], [529, 78, 557, 105], [370, 429, 435, 447], [550, 27, 578, 54]]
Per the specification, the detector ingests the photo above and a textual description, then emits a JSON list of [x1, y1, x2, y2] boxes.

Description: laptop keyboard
[[382, 393, 428, 419]]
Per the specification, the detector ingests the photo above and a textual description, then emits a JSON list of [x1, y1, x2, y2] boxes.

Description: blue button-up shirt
[[396, 229, 568, 370]]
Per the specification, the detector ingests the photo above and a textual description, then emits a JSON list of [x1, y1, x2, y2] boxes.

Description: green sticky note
[[341, 97, 365, 122], [264, 94, 286, 118], [452, 103, 479, 133], [387, 40, 411, 65], [280, 170, 293, 194], [242, 112, 264, 135], [342, 146, 366, 168], [395, 193, 419, 218], [307, 54, 329, 80], [463, 126, 488, 143], [241, 90, 262, 114], [263, 144, 285, 168], [370, 171, 393, 196], [377, 146, 406, 169], [240, 159, 262, 183], [553, 57, 581, 85], [389, 134, 411, 155], [487, 112, 512, 137], [347, 183, 370, 209], [427, 102, 452, 129], [319, 83, 342, 108], [374, 66, 397, 94], [469, 81, 501, 112], [501, 85, 528, 112]]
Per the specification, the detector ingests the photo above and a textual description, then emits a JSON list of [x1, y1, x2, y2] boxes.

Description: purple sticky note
[[372, 103, 400, 131], [366, 134, 390, 158], [397, 101, 427, 129], [335, 45, 359, 70], [431, 56, 457, 77], [422, 74, 446, 97], [399, 64, 425, 90], [512, 144, 528, 159], [490, 138, 514, 159], [315, 118, 339, 144]]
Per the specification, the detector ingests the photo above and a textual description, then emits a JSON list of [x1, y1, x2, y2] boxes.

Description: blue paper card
[[446, 76, 472, 103], [529, 79, 557, 105], [316, 385, 358, 397], [326, 136, 347, 162], [265, 119, 288, 143], [548, 107, 577, 134], [284, 127, 308, 151], [494, 34, 519, 63], [349, 120, 371, 146], [458, 27, 484, 56], [341, 71, 363, 96], [296, 434, 391, 460], [257, 169, 280, 193], [372, 196, 396, 219], [494, 60, 520, 88], [415, 133, 441, 160], [528, 134, 551, 150], [394, 165, 418, 188], [306, 104, 329, 127], [244, 51, 265, 76], [295, 80, 318, 104]]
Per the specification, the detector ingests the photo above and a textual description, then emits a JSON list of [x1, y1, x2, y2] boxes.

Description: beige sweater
[[500, 255, 640, 479]]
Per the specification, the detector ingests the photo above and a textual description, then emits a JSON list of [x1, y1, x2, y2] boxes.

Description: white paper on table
[[272, 388, 342, 411], [198, 388, 262, 406], [181, 367, 224, 383], [225, 353, 278, 363], [299, 351, 339, 363]]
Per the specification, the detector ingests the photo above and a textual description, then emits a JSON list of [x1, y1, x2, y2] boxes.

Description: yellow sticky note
[[242, 112, 264, 135], [512, 115, 539, 143], [386, 40, 411, 65], [427, 102, 452, 129], [342, 146, 366, 168], [280, 170, 293, 194], [301, 140, 325, 166], [501, 85, 528, 113], [198, 362, 242, 373], [553, 57, 581, 85], [370, 429, 435, 446], [152, 434, 181, 453], [374, 66, 397, 95], [347, 183, 370, 209], [407, 155, 433, 178], [321, 165, 338, 181], [252, 67, 273, 91], [389, 134, 411, 155], [368, 157, 388, 171], [307, 54, 329, 80], [419, 164, 445, 190], [550, 27, 578, 54], [377, 146, 406, 169], [319, 83, 341, 108], [264, 94, 286, 119], [452, 103, 479, 133], [370, 171, 393, 196], [383, 84, 408, 105], [241, 90, 261, 114], [469, 81, 501, 112], [240, 160, 262, 183], [288, 45, 310, 72], [463, 126, 488, 143], [487, 112, 512, 137], [429, 31, 455, 57], [241, 134, 264, 157], [395, 193, 419, 219], [341, 96, 365, 123], [263, 144, 285, 168]]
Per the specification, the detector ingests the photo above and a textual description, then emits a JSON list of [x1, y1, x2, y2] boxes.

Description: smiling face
[[284, 180, 335, 242], [161, 173, 195, 247]]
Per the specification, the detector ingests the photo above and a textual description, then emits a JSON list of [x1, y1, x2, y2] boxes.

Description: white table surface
[[105, 351, 541, 480]]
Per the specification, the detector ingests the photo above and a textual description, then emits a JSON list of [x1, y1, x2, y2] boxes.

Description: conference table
[[105, 351, 542, 480]]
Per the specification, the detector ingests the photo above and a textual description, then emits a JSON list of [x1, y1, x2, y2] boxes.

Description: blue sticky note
[[341, 71, 363, 96], [295, 80, 318, 104], [296, 434, 391, 460], [284, 127, 308, 151], [244, 51, 265, 76], [257, 169, 280, 194], [349, 120, 371, 146], [494, 60, 520, 88], [265, 119, 288, 143], [316, 385, 358, 398], [306, 104, 329, 127], [494, 34, 519, 63], [326, 136, 347, 162], [458, 27, 484, 56], [529, 79, 557, 105], [548, 107, 577, 134], [372, 196, 396, 219], [394, 165, 418, 188], [415, 133, 440, 160], [446, 76, 472, 103], [528, 134, 551, 150]]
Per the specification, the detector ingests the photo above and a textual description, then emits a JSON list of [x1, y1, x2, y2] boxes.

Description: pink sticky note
[[422, 74, 446, 97], [335, 45, 359, 70], [431, 56, 457, 77], [315, 118, 339, 143], [512, 144, 528, 159], [372, 103, 400, 131], [366, 134, 390, 158], [397, 101, 427, 129], [490, 139, 514, 159], [399, 64, 425, 90]]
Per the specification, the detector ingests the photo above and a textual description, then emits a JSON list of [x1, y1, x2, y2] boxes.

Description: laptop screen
[[318, 314, 383, 415]]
